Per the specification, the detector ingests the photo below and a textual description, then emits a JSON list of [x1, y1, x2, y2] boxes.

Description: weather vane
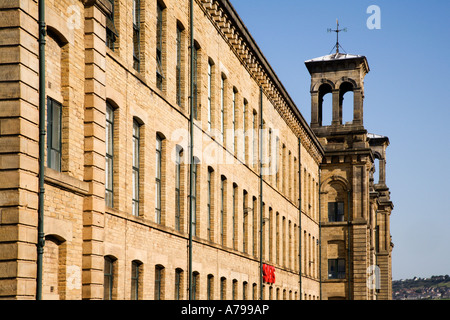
[[327, 19, 347, 54]]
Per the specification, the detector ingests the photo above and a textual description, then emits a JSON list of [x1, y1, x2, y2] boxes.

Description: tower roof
[[305, 52, 370, 75], [305, 52, 364, 63]]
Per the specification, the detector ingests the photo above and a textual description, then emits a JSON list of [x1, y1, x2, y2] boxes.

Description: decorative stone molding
[[198, 0, 324, 164]]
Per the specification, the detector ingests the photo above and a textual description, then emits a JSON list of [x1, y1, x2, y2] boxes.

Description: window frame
[[131, 261, 141, 300], [105, 103, 114, 207], [132, 0, 141, 71], [47, 97, 62, 172], [176, 24, 183, 106], [156, 3, 165, 90], [104, 256, 114, 300], [132, 120, 140, 217], [328, 202, 345, 222], [328, 258, 346, 280], [155, 135, 162, 224]]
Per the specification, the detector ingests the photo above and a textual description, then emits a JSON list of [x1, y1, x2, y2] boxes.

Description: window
[[105, 104, 114, 207], [175, 148, 183, 231], [243, 100, 247, 162], [104, 256, 115, 300], [220, 75, 225, 138], [156, 3, 165, 90], [232, 89, 237, 153], [232, 279, 238, 300], [175, 268, 183, 300], [242, 281, 248, 300], [243, 190, 248, 253], [220, 176, 227, 245], [268, 129, 272, 176], [328, 202, 345, 222], [193, 44, 199, 120], [220, 277, 226, 300], [132, 120, 140, 216], [207, 61, 213, 131], [275, 137, 280, 188], [207, 167, 214, 241], [252, 110, 258, 167], [232, 184, 238, 250], [207, 274, 214, 300], [252, 196, 257, 257], [192, 272, 199, 300], [176, 24, 183, 106], [155, 265, 164, 300], [47, 97, 62, 171], [328, 259, 346, 279], [192, 160, 198, 237], [131, 261, 141, 300], [106, 0, 118, 50], [155, 136, 162, 224], [132, 0, 140, 71]]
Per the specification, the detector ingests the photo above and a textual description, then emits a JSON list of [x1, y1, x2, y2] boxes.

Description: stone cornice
[[198, 0, 324, 164], [82, 0, 112, 16]]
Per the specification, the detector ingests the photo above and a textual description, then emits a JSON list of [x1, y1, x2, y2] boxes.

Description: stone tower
[[305, 52, 393, 300]]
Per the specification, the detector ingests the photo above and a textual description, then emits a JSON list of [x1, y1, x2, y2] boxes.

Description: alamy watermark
[[367, 5, 381, 30], [367, 265, 381, 290]]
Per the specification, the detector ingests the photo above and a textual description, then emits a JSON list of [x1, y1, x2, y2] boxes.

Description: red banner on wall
[[263, 264, 276, 284]]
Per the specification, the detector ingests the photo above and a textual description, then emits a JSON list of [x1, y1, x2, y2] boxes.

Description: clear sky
[[231, 0, 450, 280]]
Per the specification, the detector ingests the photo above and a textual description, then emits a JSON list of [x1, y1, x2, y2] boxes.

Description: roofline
[[217, 0, 325, 156], [305, 54, 370, 75]]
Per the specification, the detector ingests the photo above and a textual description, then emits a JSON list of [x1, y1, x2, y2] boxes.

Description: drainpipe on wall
[[318, 169, 322, 300], [188, 0, 194, 301], [298, 138, 302, 300], [347, 190, 352, 300], [36, 0, 46, 301], [259, 86, 263, 300]]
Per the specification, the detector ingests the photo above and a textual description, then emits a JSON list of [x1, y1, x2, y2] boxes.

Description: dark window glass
[[328, 202, 345, 222], [104, 257, 114, 300], [328, 259, 346, 279], [131, 261, 141, 300], [156, 3, 164, 90], [47, 98, 62, 172], [132, 0, 140, 71], [105, 104, 114, 207]]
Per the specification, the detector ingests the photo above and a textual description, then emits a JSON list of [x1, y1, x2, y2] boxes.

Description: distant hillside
[[393, 275, 450, 300]]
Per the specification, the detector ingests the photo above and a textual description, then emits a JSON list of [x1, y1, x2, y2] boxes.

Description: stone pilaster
[[0, 0, 40, 299], [82, 0, 110, 300]]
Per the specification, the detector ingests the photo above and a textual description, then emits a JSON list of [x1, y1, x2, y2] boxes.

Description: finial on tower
[[327, 19, 347, 54]]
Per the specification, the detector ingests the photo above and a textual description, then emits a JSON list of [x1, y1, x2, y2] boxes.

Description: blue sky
[[231, 0, 450, 280]]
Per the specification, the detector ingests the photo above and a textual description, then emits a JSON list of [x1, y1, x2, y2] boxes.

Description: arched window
[[192, 271, 200, 300], [232, 183, 238, 250], [339, 82, 354, 125], [232, 279, 238, 300], [220, 176, 227, 246], [175, 268, 184, 300], [132, 0, 141, 71], [192, 41, 201, 120], [156, 1, 166, 90], [155, 133, 166, 224], [131, 260, 143, 300], [132, 119, 141, 216], [318, 83, 333, 126], [154, 264, 165, 300], [220, 277, 227, 300], [207, 167, 215, 241], [207, 59, 215, 131], [207, 274, 214, 300], [104, 256, 117, 300], [374, 154, 381, 185], [105, 102, 115, 207], [176, 21, 186, 107]]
